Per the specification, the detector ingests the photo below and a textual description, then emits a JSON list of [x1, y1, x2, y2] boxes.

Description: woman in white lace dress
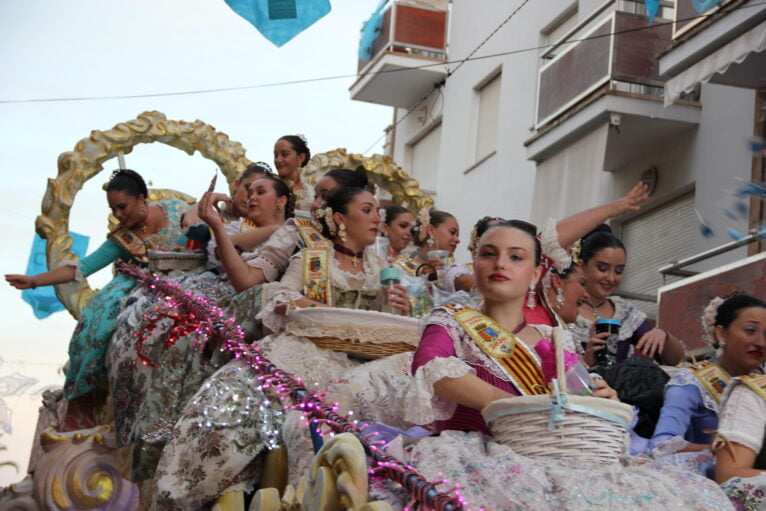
[[369, 220, 733, 510], [150, 186, 411, 510]]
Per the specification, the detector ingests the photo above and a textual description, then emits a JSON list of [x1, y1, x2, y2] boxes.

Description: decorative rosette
[[413, 207, 431, 242], [701, 296, 725, 349], [313, 206, 337, 236]]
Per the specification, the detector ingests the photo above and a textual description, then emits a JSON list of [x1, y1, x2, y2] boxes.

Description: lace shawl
[[244, 219, 302, 282], [405, 308, 568, 424], [257, 248, 386, 333], [571, 296, 647, 364]]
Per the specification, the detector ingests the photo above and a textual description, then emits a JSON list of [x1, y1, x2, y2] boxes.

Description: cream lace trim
[[651, 435, 691, 457], [421, 308, 554, 385], [404, 356, 475, 425], [285, 318, 420, 346]]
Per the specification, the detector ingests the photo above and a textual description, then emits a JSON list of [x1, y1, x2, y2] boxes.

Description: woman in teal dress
[[6, 169, 189, 401]]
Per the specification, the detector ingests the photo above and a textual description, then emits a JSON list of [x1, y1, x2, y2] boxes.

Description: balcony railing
[[535, 5, 674, 128], [357, 0, 448, 75], [673, 0, 734, 39]]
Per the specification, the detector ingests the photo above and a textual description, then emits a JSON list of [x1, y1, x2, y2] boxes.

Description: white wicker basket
[[480, 328, 633, 465]]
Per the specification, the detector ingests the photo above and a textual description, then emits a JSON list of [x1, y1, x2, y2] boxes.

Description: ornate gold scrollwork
[[302, 149, 434, 213], [30, 426, 139, 510], [36, 111, 254, 319], [250, 433, 392, 511]]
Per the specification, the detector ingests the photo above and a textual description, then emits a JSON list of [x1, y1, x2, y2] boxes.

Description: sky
[[0, 0, 390, 484]]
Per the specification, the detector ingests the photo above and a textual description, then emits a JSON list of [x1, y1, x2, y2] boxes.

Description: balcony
[[660, 0, 766, 103], [526, 1, 702, 165], [349, 0, 449, 108]]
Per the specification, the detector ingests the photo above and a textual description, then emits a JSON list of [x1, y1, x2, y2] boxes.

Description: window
[[618, 192, 696, 317], [475, 73, 501, 162], [408, 122, 442, 193], [540, 5, 578, 61]]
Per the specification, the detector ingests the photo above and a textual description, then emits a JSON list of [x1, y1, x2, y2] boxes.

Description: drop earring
[[527, 284, 537, 309], [338, 223, 347, 243], [556, 288, 565, 310]]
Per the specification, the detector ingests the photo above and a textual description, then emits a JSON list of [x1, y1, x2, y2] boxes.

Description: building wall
[[383, 0, 757, 271]]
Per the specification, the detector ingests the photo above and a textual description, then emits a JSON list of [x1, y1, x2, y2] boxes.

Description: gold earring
[[139, 203, 147, 217], [275, 204, 284, 217], [339, 223, 347, 242]]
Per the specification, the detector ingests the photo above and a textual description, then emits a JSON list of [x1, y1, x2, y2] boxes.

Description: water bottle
[[380, 267, 401, 315], [594, 318, 621, 366]]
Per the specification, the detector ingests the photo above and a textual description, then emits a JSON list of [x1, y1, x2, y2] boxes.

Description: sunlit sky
[[0, 0, 390, 484]]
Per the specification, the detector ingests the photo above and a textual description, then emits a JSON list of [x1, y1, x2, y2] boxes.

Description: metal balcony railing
[[535, 0, 676, 128], [357, 0, 448, 76]]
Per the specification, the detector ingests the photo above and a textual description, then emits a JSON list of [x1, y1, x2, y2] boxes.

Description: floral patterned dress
[[106, 219, 288, 481], [367, 308, 735, 510], [63, 197, 188, 400], [150, 248, 388, 510]]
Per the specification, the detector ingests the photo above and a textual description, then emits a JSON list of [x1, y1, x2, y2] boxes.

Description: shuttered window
[[618, 192, 697, 318], [409, 122, 442, 194], [475, 73, 501, 162]]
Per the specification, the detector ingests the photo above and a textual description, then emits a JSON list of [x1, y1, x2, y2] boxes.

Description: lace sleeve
[[245, 221, 299, 282], [205, 220, 241, 269], [256, 253, 306, 333], [441, 263, 473, 294], [718, 383, 766, 454], [404, 356, 475, 425], [539, 217, 570, 272]]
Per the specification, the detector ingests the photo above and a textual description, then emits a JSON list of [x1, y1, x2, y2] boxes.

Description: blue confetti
[[722, 209, 737, 220], [700, 224, 715, 238], [749, 139, 764, 154], [734, 182, 766, 199], [735, 201, 749, 218], [727, 228, 745, 240]]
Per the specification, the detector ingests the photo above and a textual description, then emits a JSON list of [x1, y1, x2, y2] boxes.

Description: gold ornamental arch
[[38, 111, 433, 319]]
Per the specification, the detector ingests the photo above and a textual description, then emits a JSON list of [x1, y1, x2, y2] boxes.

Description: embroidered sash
[[739, 374, 766, 402], [392, 255, 420, 277], [108, 227, 149, 264], [295, 219, 333, 305], [442, 304, 547, 396], [690, 362, 731, 404]]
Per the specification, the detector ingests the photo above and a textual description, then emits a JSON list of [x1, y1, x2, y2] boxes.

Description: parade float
[[0, 111, 457, 511]]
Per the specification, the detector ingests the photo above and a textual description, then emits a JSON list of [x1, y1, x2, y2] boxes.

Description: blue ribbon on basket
[[549, 379, 567, 429], [484, 381, 631, 431]]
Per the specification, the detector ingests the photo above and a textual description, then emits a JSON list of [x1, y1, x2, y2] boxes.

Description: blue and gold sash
[[690, 362, 731, 404]]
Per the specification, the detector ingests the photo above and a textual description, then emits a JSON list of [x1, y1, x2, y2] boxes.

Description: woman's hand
[[634, 328, 668, 359], [198, 191, 225, 230], [5, 274, 34, 290], [582, 325, 609, 367], [386, 284, 412, 315], [591, 377, 619, 401], [607, 182, 649, 218]]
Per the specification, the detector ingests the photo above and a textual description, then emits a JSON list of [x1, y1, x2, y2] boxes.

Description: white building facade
[[351, 0, 765, 316]]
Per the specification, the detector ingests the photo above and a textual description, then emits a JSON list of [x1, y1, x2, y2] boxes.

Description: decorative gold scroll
[[36, 111, 254, 319], [302, 148, 434, 213]]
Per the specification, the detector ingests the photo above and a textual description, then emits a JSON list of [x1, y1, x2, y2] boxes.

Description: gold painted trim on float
[[36, 110, 253, 319], [302, 148, 434, 213]]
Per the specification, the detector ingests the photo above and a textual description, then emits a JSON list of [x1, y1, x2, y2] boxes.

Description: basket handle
[[553, 326, 567, 393]]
